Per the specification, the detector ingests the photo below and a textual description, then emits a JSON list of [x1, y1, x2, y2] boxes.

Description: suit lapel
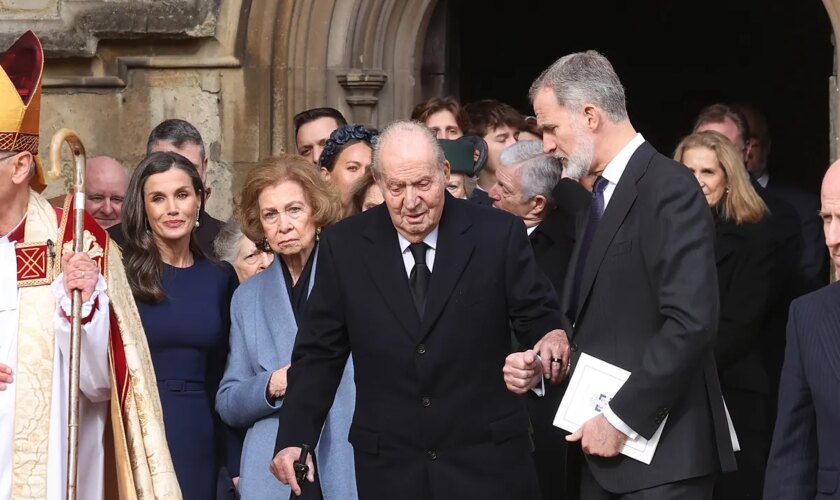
[[575, 142, 655, 318], [362, 205, 421, 338], [420, 195, 474, 339], [563, 209, 588, 324]]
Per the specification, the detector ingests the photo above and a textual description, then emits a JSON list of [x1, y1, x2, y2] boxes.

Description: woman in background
[[214, 217, 274, 282], [674, 131, 774, 500], [348, 169, 383, 215], [122, 151, 239, 500], [318, 124, 378, 213]]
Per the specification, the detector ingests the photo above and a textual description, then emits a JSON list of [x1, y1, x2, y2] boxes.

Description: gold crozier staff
[[48, 129, 87, 500]]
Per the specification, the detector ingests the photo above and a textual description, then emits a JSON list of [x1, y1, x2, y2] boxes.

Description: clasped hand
[[503, 329, 570, 393]]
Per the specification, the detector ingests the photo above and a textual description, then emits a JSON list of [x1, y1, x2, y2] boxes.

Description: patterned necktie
[[572, 175, 609, 313], [409, 242, 431, 316]]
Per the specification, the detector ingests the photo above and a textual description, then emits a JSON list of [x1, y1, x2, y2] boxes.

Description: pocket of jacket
[[488, 411, 530, 444], [610, 240, 632, 256], [817, 468, 839, 494], [348, 425, 380, 455]]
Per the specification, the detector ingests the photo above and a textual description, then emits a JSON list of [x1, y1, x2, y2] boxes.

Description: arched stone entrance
[[243, 0, 439, 155]]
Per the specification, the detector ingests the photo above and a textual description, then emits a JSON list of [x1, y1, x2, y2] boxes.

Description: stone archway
[[243, 0, 439, 155]]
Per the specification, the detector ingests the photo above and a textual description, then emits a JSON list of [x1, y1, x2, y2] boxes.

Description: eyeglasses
[[260, 204, 308, 224]]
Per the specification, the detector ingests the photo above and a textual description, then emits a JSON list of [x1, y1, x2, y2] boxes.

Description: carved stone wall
[[1, 0, 441, 220]]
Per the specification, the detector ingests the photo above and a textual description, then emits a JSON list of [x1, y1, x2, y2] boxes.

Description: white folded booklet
[[553, 353, 666, 464]]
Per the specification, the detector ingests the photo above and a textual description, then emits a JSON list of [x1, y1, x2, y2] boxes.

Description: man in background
[[764, 159, 840, 499], [294, 107, 347, 164], [108, 119, 223, 257], [464, 99, 523, 205], [84, 156, 128, 230]]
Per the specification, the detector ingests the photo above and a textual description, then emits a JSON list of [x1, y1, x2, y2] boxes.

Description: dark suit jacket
[[750, 179, 807, 423], [713, 213, 774, 395], [468, 186, 493, 206], [563, 141, 736, 493], [765, 282, 840, 499], [107, 211, 223, 258], [275, 195, 564, 500], [713, 213, 775, 494], [765, 176, 829, 293], [530, 178, 591, 294]]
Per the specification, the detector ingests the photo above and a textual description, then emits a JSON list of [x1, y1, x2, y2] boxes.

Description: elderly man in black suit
[[764, 160, 840, 500], [504, 50, 736, 498], [489, 139, 589, 498], [270, 120, 571, 499]]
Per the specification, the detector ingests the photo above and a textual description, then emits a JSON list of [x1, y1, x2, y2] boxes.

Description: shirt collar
[[600, 133, 645, 185], [398, 225, 439, 254], [1, 214, 26, 243]]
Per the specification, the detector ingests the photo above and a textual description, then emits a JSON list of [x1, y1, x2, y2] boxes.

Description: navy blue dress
[[136, 256, 238, 500]]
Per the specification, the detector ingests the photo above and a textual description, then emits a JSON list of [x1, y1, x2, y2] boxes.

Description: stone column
[[336, 70, 388, 126]]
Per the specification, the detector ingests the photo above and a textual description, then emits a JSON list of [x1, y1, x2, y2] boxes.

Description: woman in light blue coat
[[216, 155, 357, 499]]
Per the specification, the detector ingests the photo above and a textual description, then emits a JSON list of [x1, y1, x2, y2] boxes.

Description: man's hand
[[565, 413, 627, 457], [503, 350, 542, 394], [269, 364, 290, 399], [270, 447, 315, 496], [533, 329, 571, 383], [62, 251, 99, 303], [0, 363, 12, 391]]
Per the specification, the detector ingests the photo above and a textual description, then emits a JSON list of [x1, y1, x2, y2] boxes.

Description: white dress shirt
[[397, 226, 439, 277], [591, 132, 646, 440]]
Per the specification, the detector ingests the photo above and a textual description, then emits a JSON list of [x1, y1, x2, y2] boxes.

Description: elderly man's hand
[[533, 329, 571, 383], [62, 251, 99, 303], [566, 413, 627, 458], [270, 447, 315, 496], [503, 350, 542, 394]]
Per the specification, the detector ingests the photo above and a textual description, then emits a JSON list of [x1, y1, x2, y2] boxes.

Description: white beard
[[560, 122, 595, 181]]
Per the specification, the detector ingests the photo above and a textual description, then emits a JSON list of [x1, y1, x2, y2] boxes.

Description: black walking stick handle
[[289, 444, 312, 500]]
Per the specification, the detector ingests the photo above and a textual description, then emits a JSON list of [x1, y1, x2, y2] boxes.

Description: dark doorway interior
[[427, 0, 832, 193]]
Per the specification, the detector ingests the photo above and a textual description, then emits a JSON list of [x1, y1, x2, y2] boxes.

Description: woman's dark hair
[[122, 151, 205, 303], [318, 124, 378, 170]]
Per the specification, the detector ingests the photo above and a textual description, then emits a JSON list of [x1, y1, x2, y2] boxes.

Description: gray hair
[[213, 217, 245, 265], [499, 140, 562, 204], [529, 50, 628, 123], [371, 120, 447, 178]]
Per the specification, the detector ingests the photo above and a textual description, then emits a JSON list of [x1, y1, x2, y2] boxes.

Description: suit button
[[416, 344, 426, 354], [421, 397, 431, 407], [570, 343, 579, 352], [427, 450, 437, 460]]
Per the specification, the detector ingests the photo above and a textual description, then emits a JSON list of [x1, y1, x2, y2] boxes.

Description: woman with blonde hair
[[216, 154, 356, 499], [674, 131, 774, 499]]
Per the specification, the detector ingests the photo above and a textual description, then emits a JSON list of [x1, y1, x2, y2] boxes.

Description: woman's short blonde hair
[[673, 131, 767, 224], [236, 154, 342, 243]]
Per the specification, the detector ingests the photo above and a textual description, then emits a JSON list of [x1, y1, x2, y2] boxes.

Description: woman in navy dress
[[121, 151, 238, 499]]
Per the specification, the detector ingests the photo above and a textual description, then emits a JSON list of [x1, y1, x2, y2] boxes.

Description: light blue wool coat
[[216, 254, 357, 499]]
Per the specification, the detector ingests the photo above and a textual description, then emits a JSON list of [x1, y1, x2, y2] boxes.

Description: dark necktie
[[408, 242, 431, 316], [571, 176, 609, 313]]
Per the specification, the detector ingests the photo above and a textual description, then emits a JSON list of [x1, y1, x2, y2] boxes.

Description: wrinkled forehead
[[378, 138, 441, 178]]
